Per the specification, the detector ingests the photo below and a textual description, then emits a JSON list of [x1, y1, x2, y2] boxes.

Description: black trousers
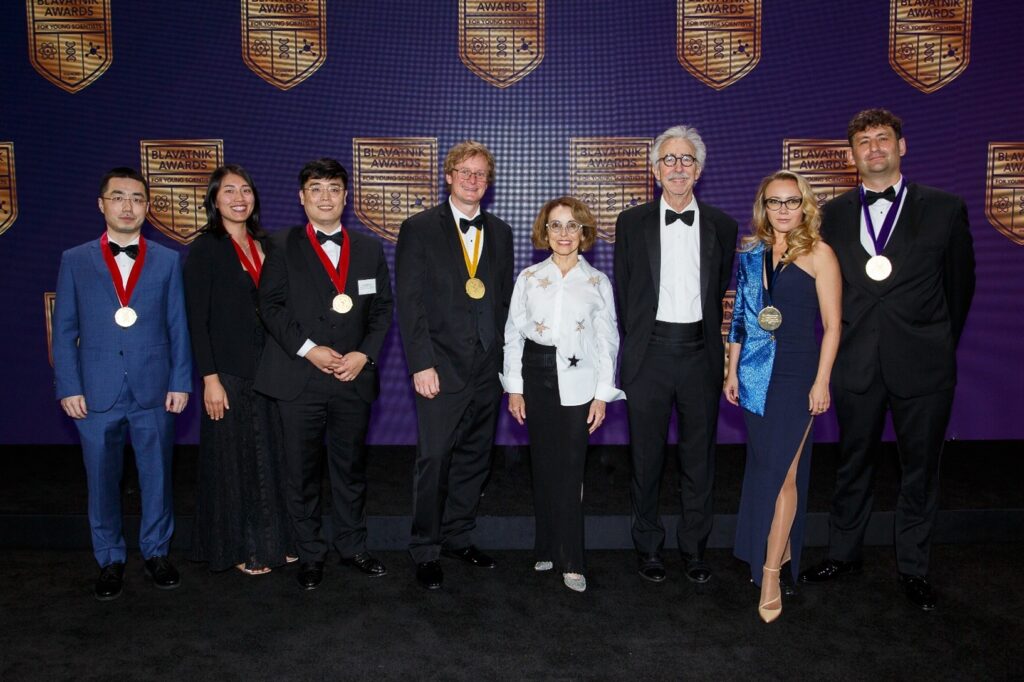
[[522, 341, 590, 574], [829, 365, 954, 577], [625, 321, 719, 559], [277, 373, 371, 563], [409, 344, 501, 564]]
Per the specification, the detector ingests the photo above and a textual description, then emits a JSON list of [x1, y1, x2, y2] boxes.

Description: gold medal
[[114, 306, 138, 328], [865, 255, 892, 281], [757, 306, 782, 331], [465, 277, 486, 300], [332, 293, 353, 314]]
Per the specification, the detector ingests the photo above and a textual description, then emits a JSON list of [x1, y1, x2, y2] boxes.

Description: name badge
[[358, 278, 377, 295]]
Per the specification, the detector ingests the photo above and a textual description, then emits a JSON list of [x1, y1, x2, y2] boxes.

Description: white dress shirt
[[501, 255, 626, 406], [111, 236, 140, 287], [449, 198, 483, 260], [298, 224, 343, 357], [859, 176, 907, 255], [656, 196, 702, 323]]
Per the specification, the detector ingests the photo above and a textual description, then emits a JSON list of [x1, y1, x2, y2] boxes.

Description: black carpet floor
[[1, 544, 1020, 680]]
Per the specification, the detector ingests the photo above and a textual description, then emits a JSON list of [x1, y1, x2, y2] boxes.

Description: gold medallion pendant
[[757, 306, 782, 331], [465, 277, 486, 300], [332, 293, 353, 314]]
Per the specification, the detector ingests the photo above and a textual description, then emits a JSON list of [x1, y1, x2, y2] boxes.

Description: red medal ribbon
[[305, 223, 350, 295], [100, 233, 146, 308], [230, 232, 262, 286]]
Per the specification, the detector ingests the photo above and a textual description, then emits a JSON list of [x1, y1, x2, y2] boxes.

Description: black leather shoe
[[681, 555, 712, 584], [95, 562, 125, 601], [637, 554, 666, 583], [799, 559, 862, 584], [900, 574, 937, 611], [340, 551, 387, 577], [143, 556, 180, 590], [416, 560, 443, 590], [297, 561, 324, 590], [441, 545, 496, 568], [780, 562, 797, 597]]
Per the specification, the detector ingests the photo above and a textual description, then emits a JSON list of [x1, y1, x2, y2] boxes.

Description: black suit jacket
[[821, 183, 975, 398], [254, 225, 393, 402], [395, 201, 514, 393], [613, 199, 738, 386]]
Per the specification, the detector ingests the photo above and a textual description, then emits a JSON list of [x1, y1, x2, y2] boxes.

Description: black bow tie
[[864, 186, 896, 205], [459, 215, 485, 234], [316, 230, 343, 246], [109, 242, 139, 259], [665, 209, 695, 226]]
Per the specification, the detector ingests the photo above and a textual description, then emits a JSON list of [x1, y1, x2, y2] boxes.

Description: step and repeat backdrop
[[1, 1, 1022, 445]]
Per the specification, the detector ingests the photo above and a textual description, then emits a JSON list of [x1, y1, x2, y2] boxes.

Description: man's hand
[[306, 346, 345, 374], [165, 392, 189, 414], [412, 368, 440, 399], [60, 395, 88, 419], [333, 352, 369, 382]]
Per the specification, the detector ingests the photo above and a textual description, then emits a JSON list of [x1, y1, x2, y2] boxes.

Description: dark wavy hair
[[200, 164, 265, 237]]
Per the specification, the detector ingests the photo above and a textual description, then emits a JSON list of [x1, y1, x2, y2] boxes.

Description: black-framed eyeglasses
[[546, 220, 584, 235], [657, 153, 697, 168], [764, 197, 802, 211]]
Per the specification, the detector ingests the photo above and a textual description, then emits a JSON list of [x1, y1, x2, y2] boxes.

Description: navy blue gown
[[733, 263, 818, 586]]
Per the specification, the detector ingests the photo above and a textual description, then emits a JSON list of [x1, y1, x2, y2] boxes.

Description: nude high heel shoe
[[759, 566, 782, 623]]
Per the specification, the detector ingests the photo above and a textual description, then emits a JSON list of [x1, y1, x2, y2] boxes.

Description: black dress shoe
[[441, 545, 496, 568], [95, 562, 125, 601], [143, 556, 180, 590], [681, 555, 712, 584], [900, 574, 937, 611], [798, 559, 862, 584], [637, 554, 666, 583], [340, 551, 387, 577], [297, 561, 324, 590], [416, 560, 443, 590]]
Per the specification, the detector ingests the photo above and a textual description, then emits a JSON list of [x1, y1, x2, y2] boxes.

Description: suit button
[[119, 351, 123, 356]]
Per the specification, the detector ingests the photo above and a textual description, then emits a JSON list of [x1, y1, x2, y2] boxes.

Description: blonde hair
[[742, 170, 821, 262], [443, 140, 495, 189]]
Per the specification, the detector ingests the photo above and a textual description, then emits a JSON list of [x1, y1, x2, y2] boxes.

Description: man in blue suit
[[53, 167, 192, 601]]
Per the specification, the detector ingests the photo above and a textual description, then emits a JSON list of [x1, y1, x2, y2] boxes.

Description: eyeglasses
[[101, 193, 147, 207], [304, 184, 345, 198], [764, 197, 803, 211], [657, 154, 697, 168], [546, 220, 584, 235], [453, 168, 488, 182]]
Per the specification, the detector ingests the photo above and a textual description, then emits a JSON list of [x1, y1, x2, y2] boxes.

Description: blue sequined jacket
[[727, 243, 774, 416]]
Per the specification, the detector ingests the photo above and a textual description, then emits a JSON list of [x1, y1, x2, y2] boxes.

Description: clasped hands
[[306, 345, 368, 382]]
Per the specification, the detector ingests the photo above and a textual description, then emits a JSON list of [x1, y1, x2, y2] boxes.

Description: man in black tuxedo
[[395, 141, 514, 590], [799, 109, 975, 611], [255, 158, 393, 590], [614, 125, 737, 584]]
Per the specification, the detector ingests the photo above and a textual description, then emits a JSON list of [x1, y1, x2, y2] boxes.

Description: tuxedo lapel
[[439, 202, 471, 280], [879, 183, 921, 286], [643, 206, 661, 297], [697, 204, 715, 308], [88, 239, 121, 307], [296, 228, 335, 309]]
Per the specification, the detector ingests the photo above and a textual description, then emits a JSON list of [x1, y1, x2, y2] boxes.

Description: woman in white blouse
[[501, 196, 625, 593]]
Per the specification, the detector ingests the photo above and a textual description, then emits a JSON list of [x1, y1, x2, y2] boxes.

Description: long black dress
[[733, 263, 818, 586], [184, 232, 294, 571]]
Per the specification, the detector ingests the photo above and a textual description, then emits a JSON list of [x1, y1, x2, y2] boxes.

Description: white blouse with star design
[[501, 255, 626, 406]]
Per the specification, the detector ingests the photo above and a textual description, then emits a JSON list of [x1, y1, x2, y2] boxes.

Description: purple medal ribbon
[[859, 183, 906, 256]]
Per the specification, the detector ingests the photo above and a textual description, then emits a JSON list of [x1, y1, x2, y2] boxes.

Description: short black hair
[[847, 108, 903, 144], [298, 158, 349, 190], [99, 167, 150, 200]]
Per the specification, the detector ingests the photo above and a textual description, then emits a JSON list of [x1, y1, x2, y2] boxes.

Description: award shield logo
[[44, 292, 56, 367], [26, 0, 112, 93], [458, 0, 545, 88], [889, 0, 971, 93], [569, 138, 653, 243], [782, 139, 859, 206], [985, 142, 1024, 246], [241, 0, 326, 90], [677, 0, 760, 90], [139, 140, 224, 245], [0, 143, 17, 236], [352, 138, 438, 243]]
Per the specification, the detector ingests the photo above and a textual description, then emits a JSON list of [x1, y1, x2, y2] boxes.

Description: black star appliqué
[[568, 355, 580, 368]]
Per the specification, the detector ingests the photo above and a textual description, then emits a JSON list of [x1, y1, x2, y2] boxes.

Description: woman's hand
[[587, 399, 606, 434], [808, 380, 830, 416], [723, 372, 739, 406], [508, 393, 526, 425], [203, 374, 230, 420]]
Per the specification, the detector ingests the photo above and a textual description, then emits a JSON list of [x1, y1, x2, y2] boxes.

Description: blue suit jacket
[[727, 243, 774, 416], [53, 236, 192, 411]]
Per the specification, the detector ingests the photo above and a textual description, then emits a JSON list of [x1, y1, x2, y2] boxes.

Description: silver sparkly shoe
[[534, 561, 553, 572], [563, 573, 586, 592]]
